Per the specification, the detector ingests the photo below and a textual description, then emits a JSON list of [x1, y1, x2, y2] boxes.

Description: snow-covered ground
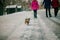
[[0, 9, 60, 40]]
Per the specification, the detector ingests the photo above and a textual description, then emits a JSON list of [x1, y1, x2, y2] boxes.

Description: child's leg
[[34, 10, 37, 18]]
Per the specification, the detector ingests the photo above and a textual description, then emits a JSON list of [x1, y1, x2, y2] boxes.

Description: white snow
[[6, 5, 17, 8], [0, 9, 60, 40]]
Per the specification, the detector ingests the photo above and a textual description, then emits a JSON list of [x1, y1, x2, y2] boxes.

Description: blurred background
[[0, 0, 60, 15], [0, 0, 44, 15]]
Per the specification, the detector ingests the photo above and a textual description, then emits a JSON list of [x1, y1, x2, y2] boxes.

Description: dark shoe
[[34, 16, 37, 18], [55, 15, 57, 17], [46, 16, 48, 17], [34, 17, 37, 18], [49, 15, 52, 17]]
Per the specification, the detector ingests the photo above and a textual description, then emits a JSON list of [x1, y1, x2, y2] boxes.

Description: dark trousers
[[54, 7, 59, 17], [33, 10, 37, 18], [46, 8, 52, 17]]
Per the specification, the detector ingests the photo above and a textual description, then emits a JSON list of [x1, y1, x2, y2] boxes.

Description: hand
[[41, 4, 43, 7], [40, 5, 44, 9]]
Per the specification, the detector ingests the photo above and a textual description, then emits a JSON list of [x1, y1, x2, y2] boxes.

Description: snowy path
[[6, 11, 59, 40], [0, 10, 60, 40]]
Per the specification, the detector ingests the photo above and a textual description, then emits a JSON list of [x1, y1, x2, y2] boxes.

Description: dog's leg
[[27, 21, 29, 25], [25, 19, 26, 24]]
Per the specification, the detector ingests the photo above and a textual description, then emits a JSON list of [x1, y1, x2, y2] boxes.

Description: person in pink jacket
[[31, 0, 39, 18]]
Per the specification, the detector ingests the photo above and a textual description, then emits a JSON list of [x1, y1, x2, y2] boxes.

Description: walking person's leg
[[46, 8, 48, 17], [48, 8, 52, 17], [34, 10, 37, 18], [54, 8, 56, 17], [55, 8, 58, 17]]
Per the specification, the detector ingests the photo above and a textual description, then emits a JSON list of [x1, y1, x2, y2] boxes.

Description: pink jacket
[[31, 0, 39, 10]]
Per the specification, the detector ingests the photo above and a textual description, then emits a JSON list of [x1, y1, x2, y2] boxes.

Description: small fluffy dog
[[25, 18, 30, 25]]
